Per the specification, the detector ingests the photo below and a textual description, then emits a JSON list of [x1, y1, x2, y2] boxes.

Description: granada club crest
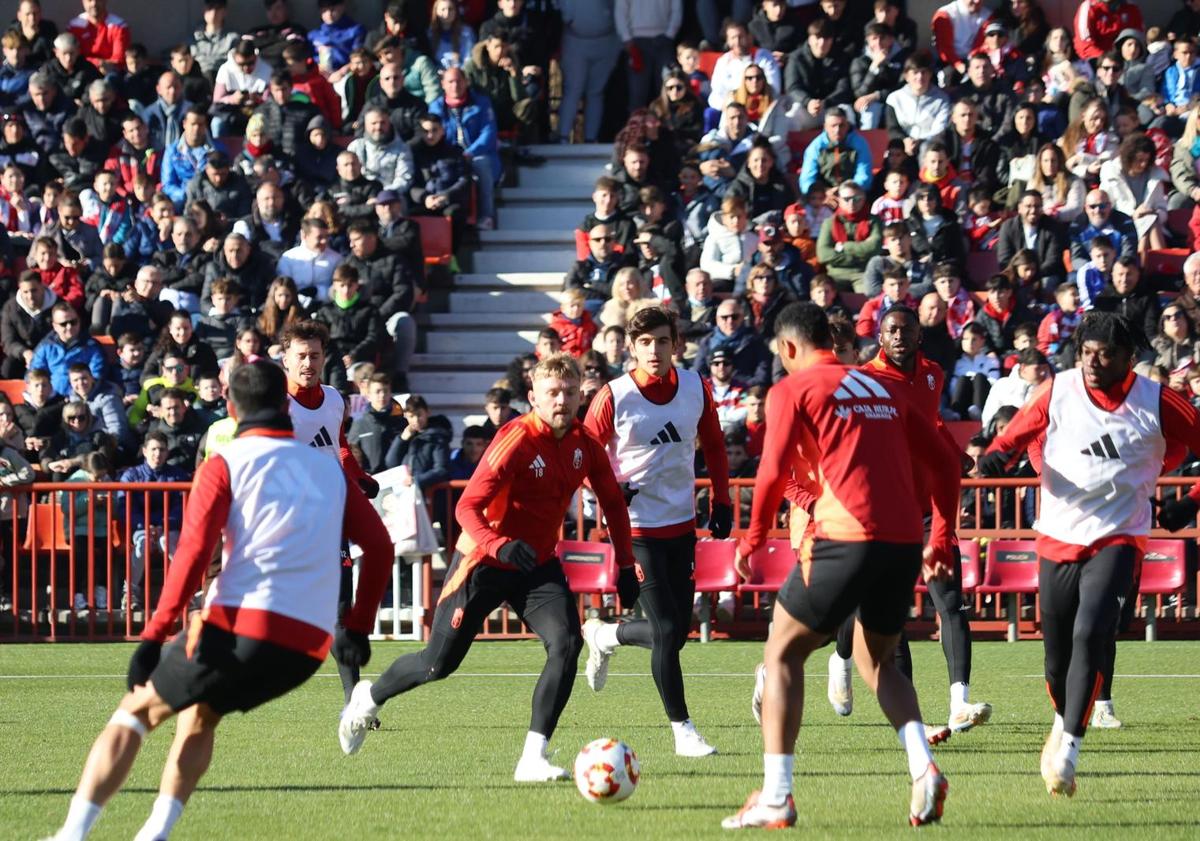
[[573, 447, 583, 469]]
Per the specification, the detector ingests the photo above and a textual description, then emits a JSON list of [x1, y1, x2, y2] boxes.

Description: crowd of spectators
[[7, 0, 1200, 606]]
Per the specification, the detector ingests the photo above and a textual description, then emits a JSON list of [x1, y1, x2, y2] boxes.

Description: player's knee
[[547, 628, 583, 664], [651, 616, 681, 649]]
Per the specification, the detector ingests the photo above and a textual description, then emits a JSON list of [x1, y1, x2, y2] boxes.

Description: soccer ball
[[573, 738, 640, 804]]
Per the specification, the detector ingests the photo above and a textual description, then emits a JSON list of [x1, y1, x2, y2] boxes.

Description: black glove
[[708, 503, 733, 539], [358, 475, 380, 499], [127, 640, 162, 690], [497, 539, 538, 573], [617, 565, 641, 609], [332, 627, 372, 669], [1156, 496, 1198, 532], [975, 450, 1013, 477], [620, 482, 639, 506]]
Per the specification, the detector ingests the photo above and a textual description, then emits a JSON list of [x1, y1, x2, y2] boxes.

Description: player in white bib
[[280, 321, 392, 713], [980, 312, 1200, 797], [582, 305, 733, 757]]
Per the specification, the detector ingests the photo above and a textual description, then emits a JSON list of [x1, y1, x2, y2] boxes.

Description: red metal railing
[[2, 478, 1197, 642]]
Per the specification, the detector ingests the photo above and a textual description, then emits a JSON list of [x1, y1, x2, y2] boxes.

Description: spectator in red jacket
[[931, 0, 992, 81], [855, 261, 918, 341], [67, 0, 129, 73], [282, 41, 343, 131], [1073, 0, 1144, 62], [29, 235, 85, 314], [548, 288, 598, 358]]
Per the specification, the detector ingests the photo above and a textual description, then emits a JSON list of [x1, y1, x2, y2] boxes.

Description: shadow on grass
[[7, 782, 539, 796]]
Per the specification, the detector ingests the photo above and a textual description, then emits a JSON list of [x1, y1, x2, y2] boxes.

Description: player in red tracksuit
[[827, 306, 992, 741], [40, 362, 391, 841], [337, 353, 636, 782], [722, 303, 960, 831], [980, 312, 1200, 796]]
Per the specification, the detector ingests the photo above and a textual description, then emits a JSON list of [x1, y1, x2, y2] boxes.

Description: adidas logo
[[831, 370, 897, 420], [650, 422, 683, 445], [833, 369, 891, 401], [529, 454, 546, 477], [1080, 434, 1120, 459], [309, 426, 335, 448]]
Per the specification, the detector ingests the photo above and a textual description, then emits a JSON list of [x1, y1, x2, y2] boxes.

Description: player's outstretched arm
[[141, 458, 232, 643], [899, 399, 961, 578], [980, 379, 1053, 475], [1154, 388, 1200, 531], [341, 478, 394, 635], [454, 426, 520, 559]]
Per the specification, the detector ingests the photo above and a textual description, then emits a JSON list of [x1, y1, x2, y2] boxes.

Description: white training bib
[[1037, 369, 1165, 547], [288, 385, 345, 459], [608, 368, 704, 528]]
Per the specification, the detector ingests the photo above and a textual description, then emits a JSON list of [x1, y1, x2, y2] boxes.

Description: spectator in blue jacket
[[430, 67, 499, 229], [0, 30, 33, 110], [160, 106, 225, 209], [21, 72, 75, 155], [308, 0, 366, 73], [30, 301, 107, 395], [1160, 37, 1200, 136], [798, 109, 873, 195], [139, 71, 190, 152]]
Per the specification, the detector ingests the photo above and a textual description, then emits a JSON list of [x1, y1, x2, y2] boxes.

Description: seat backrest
[[744, 539, 796, 588], [24, 502, 71, 552], [574, 228, 589, 260], [860, 129, 891, 171], [698, 51, 722, 79], [965, 251, 999, 289], [1147, 248, 1189, 277], [413, 216, 453, 265], [958, 540, 981, 591], [1140, 539, 1187, 593], [786, 129, 820, 156], [983, 539, 1039, 589], [693, 539, 739, 591], [0, 379, 25, 405], [556, 539, 615, 593]]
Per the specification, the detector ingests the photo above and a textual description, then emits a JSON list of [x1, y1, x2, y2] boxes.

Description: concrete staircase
[[411, 144, 609, 438]]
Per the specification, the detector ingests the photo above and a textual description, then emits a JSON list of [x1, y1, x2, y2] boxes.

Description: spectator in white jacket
[[950, 321, 1000, 420], [708, 19, 782, 111], [347, 107, 414, 198], [980, 347, 1052, 429], [276, 218, 342, 305], [1098, 132, 1169, 254], [700, 194, 758, 292], [615, 0, 682, 109], [885, 51, 952, 157]]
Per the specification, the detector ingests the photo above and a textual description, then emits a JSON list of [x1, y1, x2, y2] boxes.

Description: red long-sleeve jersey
[[448, 412, 635, 600], [141, 429, 392, 656], [989, 371, 1200, 561], [584, 367, 731, 538], [738, 350, 960, 559], [68, 12, 130, 68]]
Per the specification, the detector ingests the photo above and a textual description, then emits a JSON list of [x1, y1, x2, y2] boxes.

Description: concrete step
[[478, 229, 575, 245], [424, 330, 540, 354], [518, 161, 605, 188], [455, 272, 562, 289], [470, 248, 575, 274], [426, 312, 551, 328], [497, 204, 590, 230], [408, 370, 504, 395], [410, 353, 511, 369], [522, 143, 612, 159], [449, 289, 562, 313], [502, 186, 602, 203]]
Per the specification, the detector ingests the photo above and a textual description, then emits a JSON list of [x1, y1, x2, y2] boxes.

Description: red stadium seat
[[945, 420, 981, 450], [786, 129, 820, 158], [1146, 248, 1189, 277], [977, 539, 1039, 641], [693, 539, 739, 641], [698, 51, 722, 79], [1140, 539, 1187, 640], [0, 379, 25, 405], [1167, 206, 1192, 240], [24, 502, 71, 552], [574, 227, 589, 260], [915, 539, 981, 594], [965, 251, 999, 289], [860, 129, 891, 171], [412, 216, 453, 266], [738, 539, 796, 592], [556, 540, 617, 595]]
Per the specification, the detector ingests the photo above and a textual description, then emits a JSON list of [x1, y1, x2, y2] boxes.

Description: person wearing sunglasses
[[708, 19, 780, 113], [564, 223, 636, 311], [1066, 187, 1137, 269], [816, 181, 883, 291], [39, 400, 115, 483], [28, 300, 104, 397]]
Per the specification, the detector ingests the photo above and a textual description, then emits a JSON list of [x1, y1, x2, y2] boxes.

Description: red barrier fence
[[3, 478, 1198, 642]]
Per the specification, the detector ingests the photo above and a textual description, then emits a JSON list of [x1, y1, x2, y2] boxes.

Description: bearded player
[[337, 354, 637, 782], [582, 305, 732, 757], [980, 312, 1200, 796], [280, 320, 391, 713], [722, 303, 960, 830], [39, 362, 391, 841]]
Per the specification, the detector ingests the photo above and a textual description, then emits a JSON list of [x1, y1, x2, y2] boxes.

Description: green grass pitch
[[1, 640, 1198, 840]]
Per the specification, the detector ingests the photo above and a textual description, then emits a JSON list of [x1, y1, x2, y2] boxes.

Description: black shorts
[[777, 539, 921, 636], [152, 622, 323, 715]]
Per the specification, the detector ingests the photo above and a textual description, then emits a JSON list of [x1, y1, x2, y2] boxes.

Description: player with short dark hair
[[38, 361, 391, 841], [980, 311, 1200, 796], [824, 305, 992, 743], [581, 304, 732, 756], [722, 302, 960, 830], [338, 354, 636, 782]]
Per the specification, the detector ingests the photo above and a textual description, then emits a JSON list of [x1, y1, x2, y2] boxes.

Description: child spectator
[[1037, 282, 1082, 365], [870, 169, 912, 225], [1000, 321, 1038, 373], [932, 261, 976, 340], [308, 0, 367, 74], [600, 325, 628, 377], [481, 387, 518, 435], [741, 384, 766, 457], [855, 263, 916, 341], [700, 194, 757, 292], [115, 333, 145, 406], [192, 372, 227, 425], [951, 322, 1000, 420], [975, 273, 1038, 354], [548, 288, 598, 358], [534, 327, 562, 360], [348, 372, 406, 473], [15, 367, 65, 451], [449, 424, 490, 481], [782, 203, 819, 269], [29, 236, 85, 315], [676, 43, 712, 101], [346, 361, 375, 420], [115, 431, 189, 609], [800, 179, 833, 232], [194, 277, 248, 362], [580, 176, 636, 251], [79, 170, 132, 249], [963, 185, 1007, 251], [59, 450, 110, 611], [1075, 236, 1115, 311]]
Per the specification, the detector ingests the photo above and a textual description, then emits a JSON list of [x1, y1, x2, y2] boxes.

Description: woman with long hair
[[145, 310, 219, 379], [650, 70, 705, 157], [1027, 143, 1086, 221], [258, 276, 306, 357], [1153, 304, 1200, 375], [1099, 132, 1169, 254], [1059, 97, 1117, 183], [599, 267, 648, 330], [997, 103, 1046, 202], [727, 64, 798, 170], [1002, 0, 1050, 61], [428, 0, 476, 70], [185, 199, 225, 253], [1170, 106, 1200, 206], [907, 183, 968, 268], [1041, 27, 1093, 106], [303, 199, 346, 253]]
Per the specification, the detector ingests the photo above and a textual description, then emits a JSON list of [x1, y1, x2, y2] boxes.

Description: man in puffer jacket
[[347, 106, 413, 196], [184, 151, 252, 221]]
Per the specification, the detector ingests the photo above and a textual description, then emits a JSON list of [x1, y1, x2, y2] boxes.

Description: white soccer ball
[[574, 738, 640, 804]]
